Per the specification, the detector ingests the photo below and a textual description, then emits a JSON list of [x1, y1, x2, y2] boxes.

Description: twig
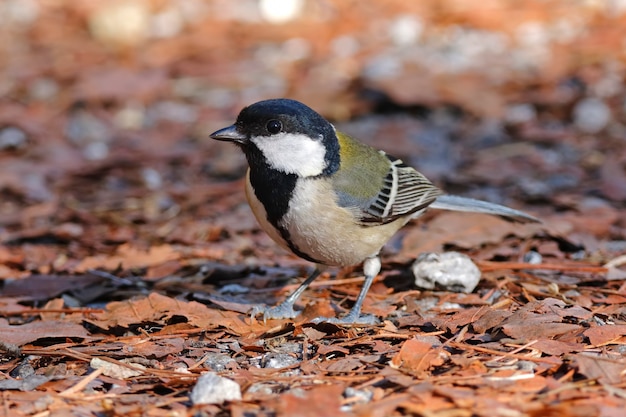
[[59, 367, 105, 397], [448, 341, 560, 364], [604, 254, 626, 269], [477, 260, 607, 273], [0, 308, 104, 317]]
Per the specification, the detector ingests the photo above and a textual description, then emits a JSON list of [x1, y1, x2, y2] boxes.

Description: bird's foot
[[311, 312, 379, 325], [250, 302, 299, 321]]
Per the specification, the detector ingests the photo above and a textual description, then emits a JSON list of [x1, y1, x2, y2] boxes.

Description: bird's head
[[210, 99, 340, 177]]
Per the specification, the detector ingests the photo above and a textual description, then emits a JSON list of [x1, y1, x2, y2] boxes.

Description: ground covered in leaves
[[1, 1, 626, 416]]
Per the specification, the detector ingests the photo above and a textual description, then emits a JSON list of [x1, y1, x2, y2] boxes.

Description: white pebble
[[259, 0, 304, 24], [389, 15, 423, 46], [88, 2, 150, 47], [141, 168, 162, 190], [190, 372, 242, 405], [505, 103, 537, 124], [573, 97, 612, 133], [412, 252, 481, 293], [0, 127, 27, 150]]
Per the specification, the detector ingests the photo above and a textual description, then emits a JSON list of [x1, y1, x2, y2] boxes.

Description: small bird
[[211, 99, 539, 324]]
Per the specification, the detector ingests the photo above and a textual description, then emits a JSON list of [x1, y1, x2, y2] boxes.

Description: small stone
[[65, 110, 111, 147], [0, 127, 28, 150], [505, 103, 536, 124], [83, 141, 110, 161], [190, 372, 242, 405], [259, 0, 304, 24], [388, 15, 422, 46], [261, 353, 299, 369], [203, 353, 234, 372], [90, 357, 144, 379], [573, 97, 612, 133], [523, 250, 542, 264], [343, 387, 373, 405], [247, 382, 276, 395], [114, 103, 145, 130], [362, 54, 402, 80], [412, 252, 481, 293], [28, 78, 59, 101], [141, 168, 162, 190], [88, 1, 150, 47]]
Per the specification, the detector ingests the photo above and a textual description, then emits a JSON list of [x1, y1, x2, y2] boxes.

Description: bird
[[210, 98, 539, 324]]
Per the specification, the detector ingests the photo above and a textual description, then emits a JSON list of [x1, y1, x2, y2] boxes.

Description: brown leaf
[[499, 375, 548, 393], [75, 244, 181, 272], [574, 353, 626, 384], [0, 274, 103, 301], [323, 358, 364, 373], [501, 317, 580, 341], [429, 307, 489, 333], [203, 295, 254, 314], [121, 338, 185, 359], [300, 327, 327, 341], [471, 309, 513, 334], [532, 339, 586, 356], [584, 325, 626, 346], [0, 318, 90, 347], [276, 384, 346, 417], [499, 299, 585, 341], [390, 338, 446, 375], [84, 292, 246, 331]]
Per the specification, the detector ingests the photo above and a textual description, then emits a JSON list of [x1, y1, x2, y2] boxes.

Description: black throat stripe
[[248, 163, 323, 264]]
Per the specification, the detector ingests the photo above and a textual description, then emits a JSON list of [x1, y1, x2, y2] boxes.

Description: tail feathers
[[430, 195, 540, 224]]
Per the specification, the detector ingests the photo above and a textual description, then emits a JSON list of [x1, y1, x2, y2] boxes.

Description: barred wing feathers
[[359, 154, 442, 225]]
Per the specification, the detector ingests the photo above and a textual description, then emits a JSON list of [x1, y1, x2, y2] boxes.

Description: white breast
[[246, 177, 409, 267]]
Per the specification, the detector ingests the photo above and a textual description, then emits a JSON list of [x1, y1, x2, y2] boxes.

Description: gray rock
[[261, 353, 299, 369], [573, 97, 611, 133], [412, 252, 481, 293], [190, 372, 241, 405], [0, 127, 27, 150]]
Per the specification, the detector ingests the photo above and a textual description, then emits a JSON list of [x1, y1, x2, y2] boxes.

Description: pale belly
[[245, 174, 409, 267]]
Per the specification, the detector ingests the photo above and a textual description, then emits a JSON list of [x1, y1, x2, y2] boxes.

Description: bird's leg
[[251, 266, 325, 320], [312, 256, 381, 325]]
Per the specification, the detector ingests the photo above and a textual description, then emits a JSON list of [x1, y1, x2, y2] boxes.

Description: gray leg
[[251, 266, 325, 320], [313, 256, 381, 325]]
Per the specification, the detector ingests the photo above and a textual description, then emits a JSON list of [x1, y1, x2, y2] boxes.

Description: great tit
[[210, 99, 539, 324]]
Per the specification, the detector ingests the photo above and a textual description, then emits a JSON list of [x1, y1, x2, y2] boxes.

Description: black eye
[[266, 119, 282, 134]]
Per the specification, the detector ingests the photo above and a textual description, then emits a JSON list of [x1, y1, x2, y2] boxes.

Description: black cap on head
[[236, 99, 334, 139]]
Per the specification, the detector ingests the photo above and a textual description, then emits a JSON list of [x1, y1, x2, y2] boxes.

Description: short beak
[[210, 125, 247, 143]]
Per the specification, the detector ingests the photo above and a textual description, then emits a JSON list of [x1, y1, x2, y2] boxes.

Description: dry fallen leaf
[[75, 244, 181, 272], [84, 292, 250, 331], [574, 353, 626, 385], [276, 384, 346, 417], [390, 338, 447, 375], [0, 318, 90, 347]]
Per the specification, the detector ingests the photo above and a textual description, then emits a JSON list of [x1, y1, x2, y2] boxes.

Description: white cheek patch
[[251, 133, 327, 177]]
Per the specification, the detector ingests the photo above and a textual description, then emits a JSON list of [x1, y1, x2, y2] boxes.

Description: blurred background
[[1, 0, 625, 277]]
